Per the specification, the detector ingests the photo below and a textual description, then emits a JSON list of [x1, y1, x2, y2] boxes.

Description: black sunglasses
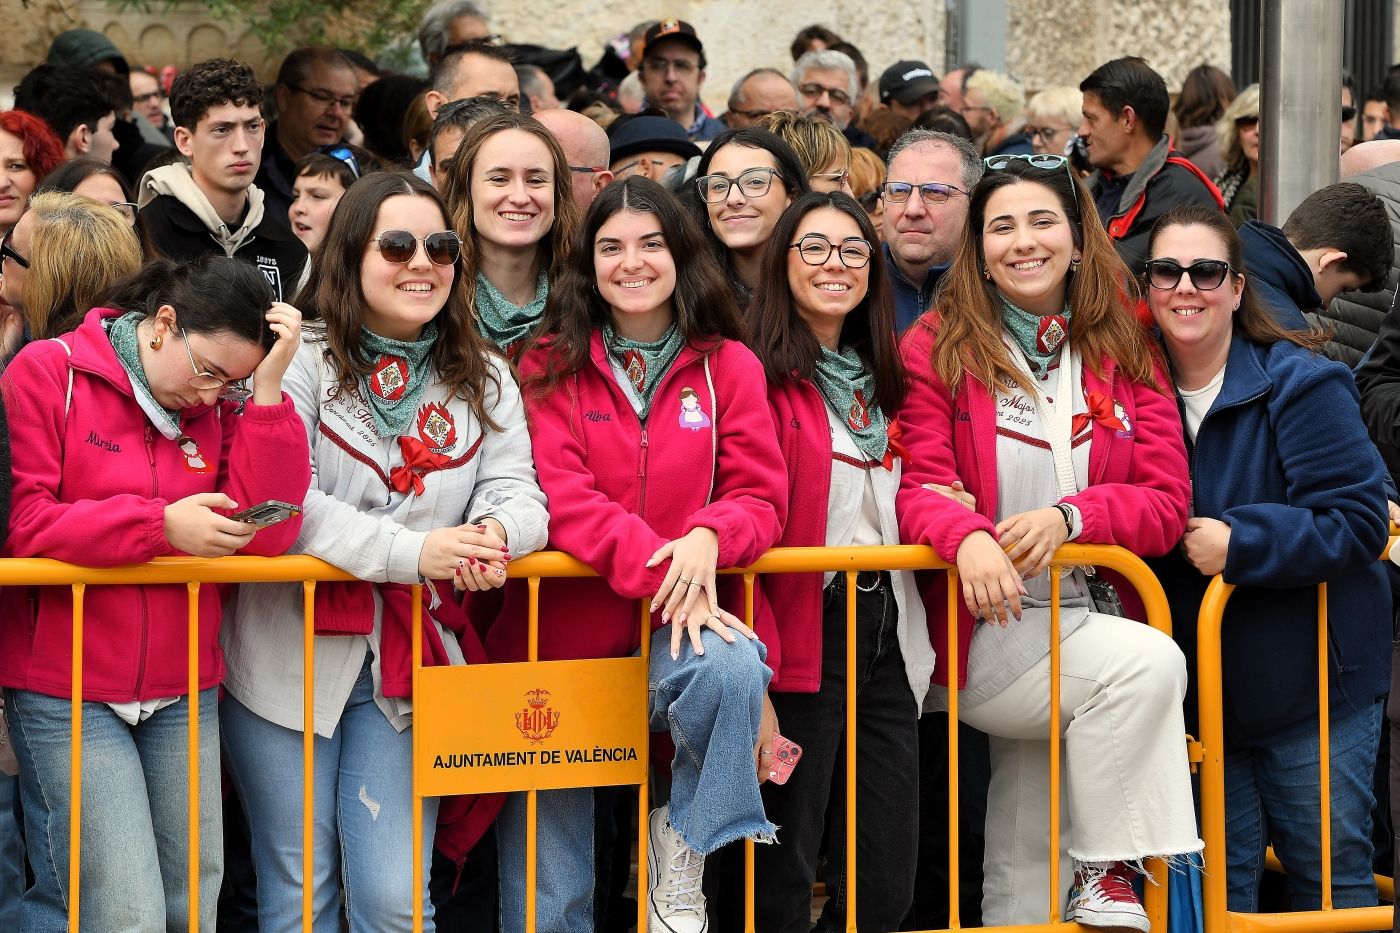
[[1343, 105, 1358, 123], [373, 230, 461, 265], [1144, 258, 1235, 291], [0, 233, 27, 270]]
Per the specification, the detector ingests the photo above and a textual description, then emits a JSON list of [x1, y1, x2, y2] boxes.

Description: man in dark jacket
[[1241, 183, 1390, 336], [1079, 57, 1222, 270], [139, 59, 307, 302], [1316, 141, 1400, 366]]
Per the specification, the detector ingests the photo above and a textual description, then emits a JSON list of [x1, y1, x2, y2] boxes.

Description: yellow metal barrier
[[1196, 539, 1398, 933], [9, 544, 1178, 932]]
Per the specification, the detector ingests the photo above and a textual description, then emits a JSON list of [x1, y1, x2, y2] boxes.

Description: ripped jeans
[[221, 655, 440, 933]]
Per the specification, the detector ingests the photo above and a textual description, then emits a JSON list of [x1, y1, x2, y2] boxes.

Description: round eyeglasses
[[789, 233, 873, 269], [373, 230, 461, 266]]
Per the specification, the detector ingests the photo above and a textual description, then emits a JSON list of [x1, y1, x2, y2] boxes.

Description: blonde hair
[[1217, 83, 1260, 174], [848, 146, 885, 198], [758, 110, 852, 177], [24, 191, 142, 338], [966, 69, 1026, 125], [1025, 85, 1083, 129]]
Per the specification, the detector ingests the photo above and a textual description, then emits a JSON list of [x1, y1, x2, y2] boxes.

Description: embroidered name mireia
[[85, 430, 121, 453], [584, 410, 612, 423]]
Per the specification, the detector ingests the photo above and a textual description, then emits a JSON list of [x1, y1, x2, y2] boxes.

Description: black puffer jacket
[[1309, 163, 1400, 366]]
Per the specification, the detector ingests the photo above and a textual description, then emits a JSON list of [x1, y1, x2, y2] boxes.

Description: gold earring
[[149, 334, 163, 350], [983, 267, 991, 280]]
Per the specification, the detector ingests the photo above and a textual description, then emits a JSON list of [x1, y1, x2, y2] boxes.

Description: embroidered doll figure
[[678, 387, 711, 431], [177, 434, 215, 474]]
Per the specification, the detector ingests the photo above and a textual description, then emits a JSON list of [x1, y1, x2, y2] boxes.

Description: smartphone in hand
[[768, 733, 803, 785], [230, 500, 301, 530]]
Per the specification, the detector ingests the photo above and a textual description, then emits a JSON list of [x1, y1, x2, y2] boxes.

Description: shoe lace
[[1081, 862, 1140, 904], [663, 845, 706, 913]]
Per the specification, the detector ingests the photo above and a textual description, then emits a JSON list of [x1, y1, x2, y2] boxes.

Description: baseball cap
[[608, 114, 702, 163], [642, 19, 704, 60], [880, 61, 941, 105]]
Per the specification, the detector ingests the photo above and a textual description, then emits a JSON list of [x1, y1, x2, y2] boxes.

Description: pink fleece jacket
[[0, 308, 311, 702], [896, 314, 1190, 689], [487, 332, 788, 664]]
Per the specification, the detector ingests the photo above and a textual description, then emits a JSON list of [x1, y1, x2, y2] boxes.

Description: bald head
[[1341, 139, 1400, 179], [535, 108, 613, 209]]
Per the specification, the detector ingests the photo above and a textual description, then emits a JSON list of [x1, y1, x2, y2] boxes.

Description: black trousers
[[754, 573, 920, 933]]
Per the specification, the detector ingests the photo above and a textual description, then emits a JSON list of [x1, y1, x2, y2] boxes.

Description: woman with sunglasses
[[1145, 205, 1390, 913], [746, 191, 933, 931], [441, 111, 581, 358], [1213, 84, 1260, 226], [221, 172, 548, 931], [690, 127, 811, 307], [898, 154, 1200, 931], [496, 176, 786, 933], [0, 253, 309, 931], [1, 191, 142, 352]]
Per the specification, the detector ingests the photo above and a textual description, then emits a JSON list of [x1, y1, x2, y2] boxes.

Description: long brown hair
[[1146, 203, 1329, 352], [294, 171, 502, 429], [748, 192, 905, 413], [440, 112, 581, 321], [931, 158, 1159, 395], [522, 177, 742, 397]]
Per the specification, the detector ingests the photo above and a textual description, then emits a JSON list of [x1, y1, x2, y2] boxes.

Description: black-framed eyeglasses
[[798, 82, 851, 106], [132, 89, 163, 105], [880, 181, 967, 205], [569, 165, 607, 174], [695, 167, 782, 202], [727, 108, 773, 121], [0, 232, 28, 269], [317, 144, 361, 179], [373, 229, 462, 266], [285, 83, 355, 112], [1144, 258, 1236, 291], [181, 328, 251, 401], [789, 233, 873, 269], [1343, 105, 1358, 123], [1234, 116, 1259, 129], [857, 190, 881, 211]]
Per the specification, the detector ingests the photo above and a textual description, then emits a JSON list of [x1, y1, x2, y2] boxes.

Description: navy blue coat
[[1239, 220, 1318, 332], [1150, 333, 1390, 748]]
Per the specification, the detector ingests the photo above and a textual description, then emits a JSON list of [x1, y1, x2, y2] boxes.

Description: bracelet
[[1053, 503, 1074, 539]]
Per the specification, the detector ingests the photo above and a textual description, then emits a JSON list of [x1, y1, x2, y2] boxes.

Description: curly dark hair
[[169, 58, 265, 131]]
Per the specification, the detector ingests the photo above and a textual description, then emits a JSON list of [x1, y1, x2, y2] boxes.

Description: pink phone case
[[768, 733, 803, 785]]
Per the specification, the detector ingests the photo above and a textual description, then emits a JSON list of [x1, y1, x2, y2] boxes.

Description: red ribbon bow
[[881, 418, 910, 471], [1071, 390, 1126, 436], [389, 436, 451, 496]]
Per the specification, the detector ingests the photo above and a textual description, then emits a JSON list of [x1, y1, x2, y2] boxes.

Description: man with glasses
[[535, 108, 614, 208], [725, 68, 802, 130], [793, 48, 877, 150], [257, 47, 359, 230], [140, 59, 307, 302], [606, 113, 700, 187], [880, 129, 981, 332], [1078, 56, 1223, 270], [639, 19, 723, 141]]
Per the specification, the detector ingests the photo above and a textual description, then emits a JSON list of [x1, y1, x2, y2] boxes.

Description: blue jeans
[[1225, 698, 1383, 911], [221, 657, 440, 933], [0, 773, 24, 930], [496, 626, 772, 933], [5, 686, 222, 932]]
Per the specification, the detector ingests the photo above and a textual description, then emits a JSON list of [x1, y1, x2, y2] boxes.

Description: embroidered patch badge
[[622, 349, 646, 393], [848, 389, 872, 431], [678, 386, 711, 431], [176, 434, 215, 474], [416, 401, 457, 453], [371, 354, 409, 401]]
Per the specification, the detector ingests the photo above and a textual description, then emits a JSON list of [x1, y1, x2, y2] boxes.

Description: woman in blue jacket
[[1146, 204, 1391, 913]]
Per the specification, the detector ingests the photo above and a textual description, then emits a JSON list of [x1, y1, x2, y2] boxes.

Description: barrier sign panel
[[415, 656, 648, 796]]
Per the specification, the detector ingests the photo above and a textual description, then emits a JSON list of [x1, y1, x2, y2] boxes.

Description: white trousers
[[960, 613, 1203, 925]]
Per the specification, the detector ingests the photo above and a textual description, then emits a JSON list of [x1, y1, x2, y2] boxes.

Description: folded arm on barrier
[[1218, 364, 1389, 587], [459, 356, 549, 555]]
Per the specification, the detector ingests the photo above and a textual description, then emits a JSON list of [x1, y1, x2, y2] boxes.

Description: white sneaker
[[647, 805, 708, 933], [1065, 860, 1150, 933]]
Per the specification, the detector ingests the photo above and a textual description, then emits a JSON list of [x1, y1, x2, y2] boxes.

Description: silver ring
[[686, 580, 701, 587], [677, 577, 691, 585]]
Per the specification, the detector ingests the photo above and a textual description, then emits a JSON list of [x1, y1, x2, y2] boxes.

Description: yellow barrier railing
[[9, 543, 1179, 932], [1196, 538, 1398, 933]]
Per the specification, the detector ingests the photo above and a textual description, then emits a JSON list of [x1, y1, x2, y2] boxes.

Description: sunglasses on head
[[1144, 258, 1235, 291], [373, 230, 461, 265], [317, 144, 361, 179], [983, 152, 1076, 184]]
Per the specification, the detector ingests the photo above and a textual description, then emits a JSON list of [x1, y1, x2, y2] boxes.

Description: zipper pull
[[639, 429, 649, 448]]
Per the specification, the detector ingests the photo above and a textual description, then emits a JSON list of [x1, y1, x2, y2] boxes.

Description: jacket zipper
[[134, 424, 158, 698], [637, 427, 649, 519]]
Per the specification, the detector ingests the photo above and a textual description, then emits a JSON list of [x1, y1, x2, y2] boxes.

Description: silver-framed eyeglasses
[[880, 181, 967, 204], [181, 328, 251, 401], [789, 233, 873, 269], [695, 167, 782, 203]]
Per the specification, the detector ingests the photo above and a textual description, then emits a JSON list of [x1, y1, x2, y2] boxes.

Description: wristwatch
[[1053, 503, 1075, 538]]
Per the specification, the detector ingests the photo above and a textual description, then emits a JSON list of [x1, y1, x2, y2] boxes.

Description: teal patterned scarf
[[603, 321, 685, 420], [359, 323, 437, 437], [107, 312, 181, 438], [475, 271, 547, 353], [813, 345, 888, 462], [1000, 293, 1071, 378]]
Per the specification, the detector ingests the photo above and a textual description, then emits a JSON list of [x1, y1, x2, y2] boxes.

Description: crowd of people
[[0, 4, 1398, 933]]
